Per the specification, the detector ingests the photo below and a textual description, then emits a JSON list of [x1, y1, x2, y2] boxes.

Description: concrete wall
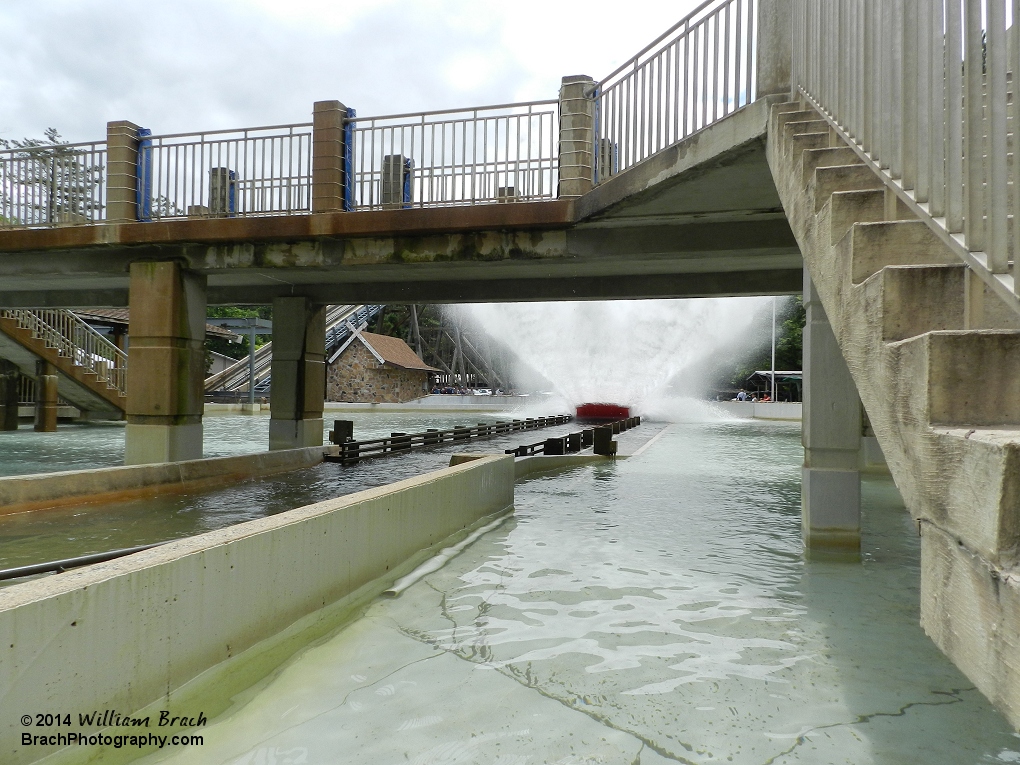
[[0, 446, 329, 515], [0, 454, 514, 765], [712, 401, 803, 421]]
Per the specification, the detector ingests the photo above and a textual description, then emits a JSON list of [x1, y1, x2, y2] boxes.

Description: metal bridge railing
[[793, 0, 1020, 312], [1, 309, 128, 395], [0, 141, 107, 228], [350, 101, 559, 209], [594, 0, 758, 182], [137, 123, 313, 220], [0, 2, 767, 228]]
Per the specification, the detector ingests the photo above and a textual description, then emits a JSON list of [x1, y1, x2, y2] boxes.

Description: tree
[[0, 128, 103, 226]]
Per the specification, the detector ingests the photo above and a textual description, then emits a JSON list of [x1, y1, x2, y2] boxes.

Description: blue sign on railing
[[136, 128, 152, 222], [343, 108, 356, 212], [402, 157, 413, 208]]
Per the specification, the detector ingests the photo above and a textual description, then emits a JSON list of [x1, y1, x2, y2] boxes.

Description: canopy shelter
[[746, 371, 802, 402]]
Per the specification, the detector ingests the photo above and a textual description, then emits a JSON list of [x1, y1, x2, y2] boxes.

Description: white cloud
[[0, 0, 702, 142]]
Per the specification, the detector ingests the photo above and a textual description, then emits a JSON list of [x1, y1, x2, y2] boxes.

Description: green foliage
[[714, 296, 805, 396]]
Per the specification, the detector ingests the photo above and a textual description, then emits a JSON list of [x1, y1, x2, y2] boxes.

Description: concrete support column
[[269, 297, 326, 450], [312, 100, 347, 213], [34, 360, 58, 433], [558, 75, 596, 198], [756, 0, 792, 98], [802, 272, 861, 556], [106, 121, 141, 223], [0, 360, 19, 431], [125, 262, 207, 465]]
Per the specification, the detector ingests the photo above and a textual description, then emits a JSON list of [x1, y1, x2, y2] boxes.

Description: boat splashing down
[[575, 403, 631, 423]]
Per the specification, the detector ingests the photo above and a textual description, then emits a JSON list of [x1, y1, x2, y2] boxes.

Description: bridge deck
[[0, 101, 801, 307]]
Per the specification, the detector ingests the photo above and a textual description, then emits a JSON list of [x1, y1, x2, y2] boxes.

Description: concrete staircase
[[0, 309, 126, 416], [768, 99, 1020, 728]]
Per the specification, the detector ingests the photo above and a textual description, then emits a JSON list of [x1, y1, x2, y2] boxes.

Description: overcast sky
[[0, 0, 700, 143]]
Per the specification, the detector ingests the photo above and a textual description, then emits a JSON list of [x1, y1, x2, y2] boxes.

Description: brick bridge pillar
[[269, 297, 326, 450], [33, 360, 58, 433], [106, 121, 142, 223], [558, 75, 596, 198], [125, 261, 207, 464], [0, 360, 19, 431]]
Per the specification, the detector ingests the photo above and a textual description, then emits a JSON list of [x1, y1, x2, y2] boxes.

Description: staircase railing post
[[756, 0, 792, 99]]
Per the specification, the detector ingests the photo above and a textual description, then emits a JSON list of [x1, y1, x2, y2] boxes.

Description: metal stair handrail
[[1, 309, 127, 394], [792, 0, 1020, 316], [593, 0, 758, 183]]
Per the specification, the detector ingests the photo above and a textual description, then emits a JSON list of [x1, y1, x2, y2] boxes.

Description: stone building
[[326, 331, 438, 403]]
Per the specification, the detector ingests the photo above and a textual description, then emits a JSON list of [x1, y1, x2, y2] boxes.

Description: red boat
[[575, 403, 630, 422]]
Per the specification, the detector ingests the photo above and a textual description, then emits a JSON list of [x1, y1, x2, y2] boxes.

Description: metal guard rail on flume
[[1, 309, 128, 394], [324, 415, 573, 465], [508, 416, 642, 456], [792, 0, 1020, 316], [0, 543, 166, 583]]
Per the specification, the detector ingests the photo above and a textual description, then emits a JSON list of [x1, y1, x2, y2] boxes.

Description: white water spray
[[454, 297, 777, 418]]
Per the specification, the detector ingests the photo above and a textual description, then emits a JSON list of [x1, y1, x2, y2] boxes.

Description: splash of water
[[454, 297, 776, 416]]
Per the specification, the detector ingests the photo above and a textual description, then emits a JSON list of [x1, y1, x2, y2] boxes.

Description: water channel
[[0, 411, 581, 573], [20, 415, 1007, 765]]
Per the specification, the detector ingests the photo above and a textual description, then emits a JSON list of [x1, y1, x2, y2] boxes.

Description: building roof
[[358, 331, 440, 372], [72, 308, 241, 340]]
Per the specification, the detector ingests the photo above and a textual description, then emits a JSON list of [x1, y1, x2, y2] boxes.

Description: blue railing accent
[[343, 107, 356, 212], [136, 128, 152, 222]]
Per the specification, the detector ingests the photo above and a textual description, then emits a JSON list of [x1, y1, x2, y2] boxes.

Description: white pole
[[771, 297, 777, 402]]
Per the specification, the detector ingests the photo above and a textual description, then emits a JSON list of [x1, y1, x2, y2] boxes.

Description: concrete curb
[[0, 446, 330, 515], [0, 454, 515, 765]]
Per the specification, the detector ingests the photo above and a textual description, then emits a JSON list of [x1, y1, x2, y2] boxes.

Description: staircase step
[[783, 119, 829, 146], [850, 220, 957, 283], [924, 330, 1020, 427], [772, 101, 808, 116], [802, 146, 863, 186], [813, 164, 885, 211], [829, 190, 886, 244], [879, 265, 967, 342], [789, 132, 830, 162], [775, 109, 820, 133]]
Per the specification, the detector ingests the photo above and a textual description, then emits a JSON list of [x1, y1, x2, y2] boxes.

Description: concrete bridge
[[3, 0, 1020, 731]]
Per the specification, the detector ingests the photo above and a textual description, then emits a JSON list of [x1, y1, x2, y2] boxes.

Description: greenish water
[[116, 421, 1017, 764], [0, 412, 589, 573], [0, 411, 542, 477]]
